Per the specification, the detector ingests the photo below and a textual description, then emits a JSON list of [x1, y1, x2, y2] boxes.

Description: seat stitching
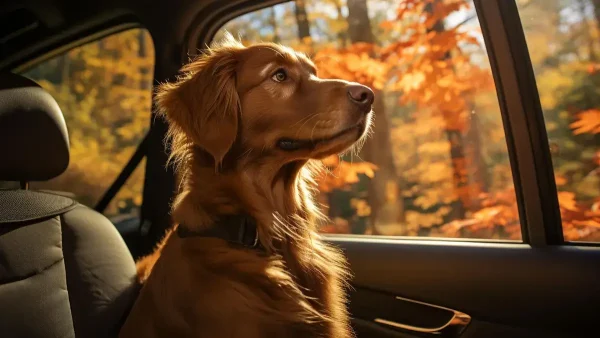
[[0, 256, 64, 285]]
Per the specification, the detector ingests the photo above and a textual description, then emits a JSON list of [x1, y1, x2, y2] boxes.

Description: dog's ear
[[156, 33, 244, 167]]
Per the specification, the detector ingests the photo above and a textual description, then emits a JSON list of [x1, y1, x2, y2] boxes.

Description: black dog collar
[[177, 214, 261, 249]]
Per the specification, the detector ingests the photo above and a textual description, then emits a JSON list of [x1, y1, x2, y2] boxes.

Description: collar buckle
[[238, 218, 259, 248]]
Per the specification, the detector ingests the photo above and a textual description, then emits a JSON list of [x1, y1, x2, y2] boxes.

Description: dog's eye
[[271, 69, 288, 82]]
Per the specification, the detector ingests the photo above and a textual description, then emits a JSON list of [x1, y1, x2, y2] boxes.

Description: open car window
[[214, 0, 522, 241], [17, 28, 155, 222]]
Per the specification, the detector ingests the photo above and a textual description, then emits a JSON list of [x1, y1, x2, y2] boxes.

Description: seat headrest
[[0, 73, 69, 182]]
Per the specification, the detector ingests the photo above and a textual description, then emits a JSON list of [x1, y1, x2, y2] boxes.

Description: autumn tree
[[269, 6, 281, 43]]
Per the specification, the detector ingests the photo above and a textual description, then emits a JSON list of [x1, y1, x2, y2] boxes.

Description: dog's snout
[[347, 84, 374, 110]]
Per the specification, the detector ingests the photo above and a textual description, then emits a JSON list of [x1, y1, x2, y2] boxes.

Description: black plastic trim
[[185, 0, 289, 58], [4, 15, 144, 73], [474, 0, 563, 246], [95, 133, 149, 213]]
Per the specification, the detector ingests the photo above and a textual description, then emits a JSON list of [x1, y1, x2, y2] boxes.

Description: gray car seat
[[0, 72, 138, 338]]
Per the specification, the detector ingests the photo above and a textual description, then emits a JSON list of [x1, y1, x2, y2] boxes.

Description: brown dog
[[118, 33, 374, 338]]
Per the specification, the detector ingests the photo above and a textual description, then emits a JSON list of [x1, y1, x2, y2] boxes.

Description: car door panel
[[330, 238, 600, 337]]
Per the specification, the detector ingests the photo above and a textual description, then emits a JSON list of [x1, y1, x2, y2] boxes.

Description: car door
[[176, 0, 600, 337]]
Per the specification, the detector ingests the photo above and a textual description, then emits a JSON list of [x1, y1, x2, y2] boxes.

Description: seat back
[[0, 73, 138, 338]]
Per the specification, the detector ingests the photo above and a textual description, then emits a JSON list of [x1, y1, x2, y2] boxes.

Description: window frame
[[187, 0, 593, 246], [474, 0, 563, 246], [12, 24, 155, 218], [185, 0, 286, 61], [9, 20, 142, 73]]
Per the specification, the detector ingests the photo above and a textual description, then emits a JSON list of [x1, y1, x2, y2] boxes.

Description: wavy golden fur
[[119, 33, 374, 338]]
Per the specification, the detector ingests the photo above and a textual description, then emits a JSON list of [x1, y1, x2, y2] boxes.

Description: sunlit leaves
[[558, 190, 600, 241], [438, 187, 521, 240], [570, 109, 600, 135], [317, 155, 378, 193], [313, 44, 390, 90]]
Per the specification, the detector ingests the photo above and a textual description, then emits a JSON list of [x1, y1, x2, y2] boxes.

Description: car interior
[[0, 0, 599, 338]]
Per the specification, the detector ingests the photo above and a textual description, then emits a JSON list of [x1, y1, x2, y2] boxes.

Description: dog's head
[[157, 33, 374, 171]]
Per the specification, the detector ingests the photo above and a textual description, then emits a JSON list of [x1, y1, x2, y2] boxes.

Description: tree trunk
[[592, 0, 600, 33], [347, 0, 376, 43], [270, 6, 280, 43], [60, 54, 70, 89], [294, 0, 311, 40], [426, 0, 468, 219], [332, 0, 348, 47], [347, 0, 404, 235], [586, 0, 600, 61], [465, 110, 489, 199], [138, 30, 149, 90]]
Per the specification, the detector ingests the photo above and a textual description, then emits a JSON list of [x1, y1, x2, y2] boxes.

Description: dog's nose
[[347, 84, 375, 110]]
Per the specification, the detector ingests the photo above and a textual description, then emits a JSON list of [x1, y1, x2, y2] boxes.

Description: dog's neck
[[170, 147, 321, 250]]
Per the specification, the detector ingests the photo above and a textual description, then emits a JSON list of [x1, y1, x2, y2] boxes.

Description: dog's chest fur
[[124, 234, 337, 338]]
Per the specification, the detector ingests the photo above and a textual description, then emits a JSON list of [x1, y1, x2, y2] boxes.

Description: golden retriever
[[118, 33, 374, 338]]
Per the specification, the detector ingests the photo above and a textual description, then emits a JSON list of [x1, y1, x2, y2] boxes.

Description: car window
[[213, 0, 522, 241], [517, 0, 600, 242], [19, 28, 154, 222]]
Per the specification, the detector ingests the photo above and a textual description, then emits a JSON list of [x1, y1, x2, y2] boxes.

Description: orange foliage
[[564, 105, 600, 241], [587, 63, 600, 74], [570, 109, 600, 135], [439, 185, 600, 242], [438, 188, 521, 240], [380, 0, 494, 132], [317, 155, 378, 193], [559, 192, 600, 241], [312, 0, 503, 235], [313, 43, 390, 90]]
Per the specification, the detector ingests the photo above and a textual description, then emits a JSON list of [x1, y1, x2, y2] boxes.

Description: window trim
[[475, 0, 563, 246]]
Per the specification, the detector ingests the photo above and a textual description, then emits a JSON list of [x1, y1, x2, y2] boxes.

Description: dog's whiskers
[[293, 113, 322, 139], [291, 112, 319, 128], [238, 147, 253, 161], [309, 123, 319, 142]]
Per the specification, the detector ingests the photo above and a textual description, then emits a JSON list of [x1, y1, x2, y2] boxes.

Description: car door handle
[[373, 296, 471, 336]]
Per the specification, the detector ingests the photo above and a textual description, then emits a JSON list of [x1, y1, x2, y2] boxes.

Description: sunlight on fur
[[119, 32, 374, 338]]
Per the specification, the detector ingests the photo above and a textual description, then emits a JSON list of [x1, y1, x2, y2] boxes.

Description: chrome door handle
[[374, 296, 471, 335]]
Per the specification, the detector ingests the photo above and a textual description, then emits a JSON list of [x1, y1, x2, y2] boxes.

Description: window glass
[[517, 0, 600, 242], [20, 28, 154, 222], [215, 0, 521, 240]]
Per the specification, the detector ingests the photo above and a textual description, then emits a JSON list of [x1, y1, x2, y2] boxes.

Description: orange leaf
[[587, 63, 600, 74], [380, 21, 395, 31], [570, 109, 600, 135], [554, 174, 567, 186], [558, 191, 579, 212]]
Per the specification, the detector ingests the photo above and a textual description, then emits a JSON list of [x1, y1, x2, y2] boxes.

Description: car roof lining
[[0, 0, 258, 72]]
